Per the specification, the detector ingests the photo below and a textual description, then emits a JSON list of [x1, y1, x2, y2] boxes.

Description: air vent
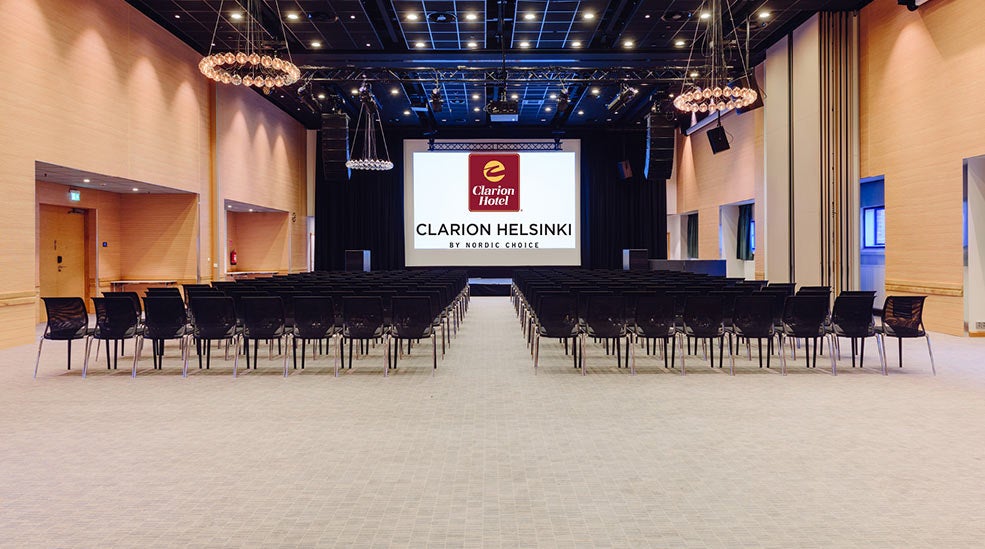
[[306, 12, 339, 23], [428, 11, 456, 23]]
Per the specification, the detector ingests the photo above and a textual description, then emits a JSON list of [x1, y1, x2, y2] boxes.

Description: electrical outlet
[[976, 321, 985, 330]]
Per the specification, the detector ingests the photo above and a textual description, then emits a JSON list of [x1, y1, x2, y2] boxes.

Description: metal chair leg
[[33, 337, 45, 379], [132, 335, 143, 378], [679, 334, 687, 376], [875, 334, 887, 376], [629, 334, 636, 376], [778, 335, 787, 376], [83, 336, 94, 378], [828, 334, 837, 376], [181, 335, 190, 378], [926, 335, 936, 375]]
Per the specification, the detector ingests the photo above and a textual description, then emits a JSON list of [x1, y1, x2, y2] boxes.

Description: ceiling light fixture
[[286, 13, 299, 20], [700, 11, 711, 20], [310, 41, 321, 48], [466, 13, 477, 21], [519, 41, 530, 48], [390, 88, 399, 95], [584, 12, 595, 20], [591, 88, 600, 95], [472, 93, 480, 100], [467, 41, 478, 48], [524, 13, 536, 20], [82, 178, 91, 183], [230, 12, 243, 20], [675, 39, 685, 47], [623, 39, 634, 48], [407, 13, 418, 20], [577, 110, 584, 115], [759, 11, 771, 19], [673, 0, 757, 114], [571, 41, 582, 48], [415, 41, 426, 48], [510, 93, 519, 100], [131, 187, 139, 192], [199, 1, 300, 92], [347, 83, 394, 171], [545, 106, 552, 112]]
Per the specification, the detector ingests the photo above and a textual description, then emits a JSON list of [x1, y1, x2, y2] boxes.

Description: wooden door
[[39, 204, 86, 306]]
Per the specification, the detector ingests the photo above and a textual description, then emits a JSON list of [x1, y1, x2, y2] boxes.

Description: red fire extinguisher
[[230, 249, 237, 266]]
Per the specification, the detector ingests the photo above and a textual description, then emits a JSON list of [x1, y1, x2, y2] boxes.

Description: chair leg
[[580, 333, 587, 376], [860, 338, 865, 368], [533, 333, 540, 371], [67, 339, 72, 370], [384, 334, 390, 377], [334, 334, 340, 377], [828, 335, 837, 376], [282, 335, 290, 378], [728, 334, 735, 376], [83, 336, 93, 378], [232, 336, 240, 377], [678, 334, 686, 376], [899, 337, 903, 368], [33, 337, 45, 379], [875, 334, 887, 376], [778, 335, 787, 376], [182, 335, 189, 378], [432, 332, 437, 374], [132, 336, 143, 378], [926, 335, 936, 375]]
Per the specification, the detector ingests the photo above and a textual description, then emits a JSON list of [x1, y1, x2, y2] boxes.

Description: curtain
[[737, 203, 754, 261], [686, 213, 699, 258]]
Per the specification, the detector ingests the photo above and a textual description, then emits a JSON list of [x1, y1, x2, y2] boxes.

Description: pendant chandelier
[[673, 0, 757, 114], [198, 0, 301, 93], [346, 83, 394, 171]]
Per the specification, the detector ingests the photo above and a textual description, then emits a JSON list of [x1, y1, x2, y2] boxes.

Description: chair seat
[[343, 326, 385, 339], [44, 327, 93, 340], [630, 326, 675, 338], [585, 326, 627, 338], [876, 325, 925, 338]]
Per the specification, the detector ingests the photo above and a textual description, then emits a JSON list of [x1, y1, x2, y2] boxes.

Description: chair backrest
[[242, 296, 286, 339], [101, 291, 142, 317], [830, 294, 876, 337], [633, 294, 676, 337], [41, 297, 89, 340], [292, 296, 334, 339], [881, 295, 927, 337], [584, 294, 626, 337], [91, 297, 140, 339], [681, 295, 725, 337], [145, 287, 181, 298], [535, 293, 579, 338], [731, 295, 775, 338], [188, 296, 238, 339], [781, 295, 829, 337], [141, 296, 189, 339], [342, 296, 385, 339], [391, 296, 433, 339]]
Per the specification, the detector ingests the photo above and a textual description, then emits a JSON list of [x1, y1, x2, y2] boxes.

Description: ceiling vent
[[428, 12, 457, 23]]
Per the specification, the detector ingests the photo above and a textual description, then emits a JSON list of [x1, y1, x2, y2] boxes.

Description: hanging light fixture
[[198, 0, 301, 93], [673, 0, 757, 114], [346, 83, 394, 171]]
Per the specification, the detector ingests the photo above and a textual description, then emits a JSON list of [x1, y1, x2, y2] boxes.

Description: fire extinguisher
[[230, 249, 237, 266]]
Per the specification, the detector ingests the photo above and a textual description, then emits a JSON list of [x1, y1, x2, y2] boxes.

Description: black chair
[[292, 296, 336, 370], [34, 297, 90, 378], [778, 295, 835, 375], [242, 296, 290, 376], [341, 296, 388, 376], [582, 294, 633, 373], [532, 293, 580, 374], [678, 295, 733, 375], [139, 296, 192, 376], [389, 296, 438, 375], [731, 295, 777, 370], [828, 294, 885, 374], [84, 297, 143, 378], [188, 296, 240, 375], [631, 294, 677, 371], [878, 296, 935, 375], [145, 287, 182, 298]]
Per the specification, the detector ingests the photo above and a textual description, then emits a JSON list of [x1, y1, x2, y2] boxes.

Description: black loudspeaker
[[615, 160, 633, 180], [321, 113, 349, 180], [707, 125, 730, 154], [646, 113, 675, 181]]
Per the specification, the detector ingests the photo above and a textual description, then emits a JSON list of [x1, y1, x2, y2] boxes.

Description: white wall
[[764, 37, 791, 282]]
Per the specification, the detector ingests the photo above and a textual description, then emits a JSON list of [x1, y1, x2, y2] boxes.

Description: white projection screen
[[404, 139, 581, 267]]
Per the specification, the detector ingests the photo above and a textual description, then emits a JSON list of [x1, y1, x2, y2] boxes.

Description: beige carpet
[[2, 296, 985, 547]]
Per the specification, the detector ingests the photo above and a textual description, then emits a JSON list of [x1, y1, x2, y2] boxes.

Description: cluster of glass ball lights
[[672, 85, 757, 114], [198, 52, 301, 93]]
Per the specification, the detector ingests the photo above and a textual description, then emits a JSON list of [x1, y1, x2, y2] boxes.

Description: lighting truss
[[427, 142, 562, 151], [301, 66, 702, 85]]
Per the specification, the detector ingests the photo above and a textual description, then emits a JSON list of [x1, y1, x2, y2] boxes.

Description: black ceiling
[[126, 0, 871, 130]]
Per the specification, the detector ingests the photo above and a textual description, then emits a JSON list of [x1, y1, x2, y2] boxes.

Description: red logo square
[[469, 153, 520, 212]]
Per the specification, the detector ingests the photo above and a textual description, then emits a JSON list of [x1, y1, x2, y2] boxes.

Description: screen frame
[[403, 139, 582, 267]]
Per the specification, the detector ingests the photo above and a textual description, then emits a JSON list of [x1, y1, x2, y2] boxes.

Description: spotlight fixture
[[466, 12, 478, 21], [467, 41, 478, 48], [524, 13, 535, 20], [570, 41, 582, 48], [606, 86, 639, 112], [556, 88, 570, 112], [430, 86, 444, 113]]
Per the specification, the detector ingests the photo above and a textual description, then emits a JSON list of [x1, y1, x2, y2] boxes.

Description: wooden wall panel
[[675, 107, 764, 267], [119, 194, 198, 282], [228, 212, 290, 273], [859, 0, 985, 334]]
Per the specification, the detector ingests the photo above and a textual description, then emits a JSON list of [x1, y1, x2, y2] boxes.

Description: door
[[39, 204, 86, 308]]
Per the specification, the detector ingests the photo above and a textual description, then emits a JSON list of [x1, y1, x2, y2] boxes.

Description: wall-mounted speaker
[[646, 113, 675, 181], [707, 125, 730, 154], [321, 113, 349, 180]]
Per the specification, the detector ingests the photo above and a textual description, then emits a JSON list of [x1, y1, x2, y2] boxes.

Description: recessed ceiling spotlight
[[591, 88, 600, 95], [511, 93, 519, 99], [351, 88, 359, 95], [174, 14, 180, 18], [403, 110, 411, 115], [131, 187, 139, 192], [473, 107, 480, 112], [466, 12, 478, 21], [700, 11, 711, 20], [519, 41, 530, 48], [441, 118, 447, 122], [415, 41, 426, 48], [570, 41, 582, 48], [674, 39, 685, 47], [583, 12, 595, 20], [577, 110, 584, 115], [644, 14, 651, 19], [286, 13, 299, 20], [248, 208, 254, 212], [230, 12, 242, 20], [317, 93, 325, 99], [366, 43, 371, 47], [390, 88, 399, 95], [549, 93, 557, 99], [759, 11, 771, 19], [472, 93, 480, 100], [690, 71, 699, 77], [467, 41, 478, 48], [407, 13, 418, 20], [541, 118, 546, 122], [524, 13, 536, 20], [545, 106, 552, 112], [82, 178, 91, 183], [349, 15, 355, 19], [623, 39, 634, 48], [227, 204, 232, 209], [606, 118, 612, 121], [475, 118, 481, 122], [310, 41, 321, 48]]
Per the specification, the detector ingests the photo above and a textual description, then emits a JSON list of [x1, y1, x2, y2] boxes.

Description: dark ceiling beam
[[364, 0, 402, 48], [591, 0, 642, 49]]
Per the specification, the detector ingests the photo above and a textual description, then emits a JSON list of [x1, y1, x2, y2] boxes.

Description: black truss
[[301, 66, 698, 85], [428, 142, 562, 151]]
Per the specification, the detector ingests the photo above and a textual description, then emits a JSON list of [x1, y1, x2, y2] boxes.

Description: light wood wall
[[2, 0, 309, 349], [228, 212, 291, 273], [675, 98, 765, 278], [859, 0, 985, 334]]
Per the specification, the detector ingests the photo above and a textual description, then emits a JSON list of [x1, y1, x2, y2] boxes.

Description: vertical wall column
[[820, 11, 862, 294], [763, 39, 791, 282]]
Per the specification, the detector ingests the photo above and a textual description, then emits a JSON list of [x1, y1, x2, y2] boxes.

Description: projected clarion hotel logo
[[469, 153, 520, 212]]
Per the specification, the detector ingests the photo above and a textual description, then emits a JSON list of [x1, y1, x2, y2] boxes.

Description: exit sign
[[68, 189, 81, 202]]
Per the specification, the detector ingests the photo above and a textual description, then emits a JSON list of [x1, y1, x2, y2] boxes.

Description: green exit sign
[[68, 189, 81, 202]]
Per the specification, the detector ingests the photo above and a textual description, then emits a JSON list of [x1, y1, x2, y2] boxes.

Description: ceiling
[[36, 162, 193, 195], [126, 0, 871, 130]]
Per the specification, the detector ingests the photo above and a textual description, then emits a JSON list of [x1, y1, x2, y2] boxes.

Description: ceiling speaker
[[707, 126, 730, 154]]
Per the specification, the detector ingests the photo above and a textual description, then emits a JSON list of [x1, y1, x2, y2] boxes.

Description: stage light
[[606, 86, 638, 112], [557, 88, 570, 112], [430, 86, 444, 113]]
